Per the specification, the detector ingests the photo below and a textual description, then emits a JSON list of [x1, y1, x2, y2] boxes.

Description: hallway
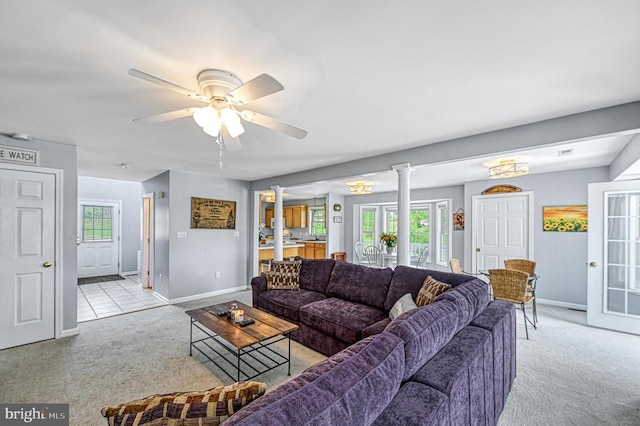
[[77, 275, 166, 322]]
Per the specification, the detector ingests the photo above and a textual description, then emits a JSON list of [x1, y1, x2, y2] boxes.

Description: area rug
[[78, 274, 126, 285]]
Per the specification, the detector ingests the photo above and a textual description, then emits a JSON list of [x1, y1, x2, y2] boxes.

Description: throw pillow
[[267, 260, 302, 290], [101, 381, 267, 426], [416, 276, 451, 307], [389, 293, 418, 320]]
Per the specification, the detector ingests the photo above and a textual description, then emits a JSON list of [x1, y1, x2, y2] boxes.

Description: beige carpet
[[0, 290, 325, 426], [1, 290, 639, 426]]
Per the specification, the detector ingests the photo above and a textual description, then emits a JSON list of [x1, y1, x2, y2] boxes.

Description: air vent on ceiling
[[558, 149, 573, 157]]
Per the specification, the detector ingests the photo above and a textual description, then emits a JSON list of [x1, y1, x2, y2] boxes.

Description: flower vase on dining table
[[386, 245, 394, 254]]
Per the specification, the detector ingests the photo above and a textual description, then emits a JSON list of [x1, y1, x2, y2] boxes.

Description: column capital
[[391, 163, 414, 173], [270, 185, 284, 194]]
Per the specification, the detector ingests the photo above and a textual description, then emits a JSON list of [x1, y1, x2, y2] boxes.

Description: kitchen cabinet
[[301, 242, 326, 259], [265, 208, 274, 227], [265, 205, 308, 228]]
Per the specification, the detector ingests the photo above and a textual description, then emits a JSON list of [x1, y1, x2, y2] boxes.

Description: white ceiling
[[1, 1, 639, 195]]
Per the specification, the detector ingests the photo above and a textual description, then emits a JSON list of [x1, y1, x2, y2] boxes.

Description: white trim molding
[[536, 298, 586, 311], [154, 285, 249, 305]]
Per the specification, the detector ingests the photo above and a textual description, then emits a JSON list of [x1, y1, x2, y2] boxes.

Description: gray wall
[[168, 171, 250, 300], [0, 135, 77, 332], [464, 166, 609, 307], [140, 170, 253, 301], [78, 176, 142, 273], [141, 171, 170, 299]]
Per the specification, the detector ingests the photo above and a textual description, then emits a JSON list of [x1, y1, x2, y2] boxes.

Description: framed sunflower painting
[[542, 205, 587, 232]]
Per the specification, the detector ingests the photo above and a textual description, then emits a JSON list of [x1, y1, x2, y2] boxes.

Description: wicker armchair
[[488, 268, 536, 339], [504, 259, 538, 323]]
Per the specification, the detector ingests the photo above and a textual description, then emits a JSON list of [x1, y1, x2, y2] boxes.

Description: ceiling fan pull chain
[[217, 132, 224, 170]]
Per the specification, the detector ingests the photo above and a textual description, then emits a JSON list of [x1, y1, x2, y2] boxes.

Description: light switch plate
[[177, 231, 187, 239]]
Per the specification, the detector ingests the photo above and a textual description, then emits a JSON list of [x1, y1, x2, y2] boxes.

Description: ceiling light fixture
[[349, 182, 374, 195], [193, 99, 245, 138], [488, 160, 529, 179], [263, 194, 275, 203]]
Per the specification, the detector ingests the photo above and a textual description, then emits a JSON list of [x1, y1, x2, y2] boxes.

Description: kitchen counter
[[258, 244, 304, 262], [258, 243, 305, 250]]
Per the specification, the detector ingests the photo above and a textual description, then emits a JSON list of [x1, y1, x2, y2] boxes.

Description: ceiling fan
[[128, 68, 308, 153]]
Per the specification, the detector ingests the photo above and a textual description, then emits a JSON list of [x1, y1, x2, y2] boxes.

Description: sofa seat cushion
[[371, 381, 450, 426], [410, 326, 494, 426], [435, 278, 490, 333], [299, 258, 336, 293], [258, 289, 327, 322], [362, 317, 391, 339], [223, 332, 405, 426], [385, 299, 459, 380], [325, 261, 393, 310], [300, 298, 388, 344]]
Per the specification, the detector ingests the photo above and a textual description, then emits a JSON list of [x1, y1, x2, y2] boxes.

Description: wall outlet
[[234, 231, 240, 237], [215, 271, 221, 279], [177, 231, 187, 239]]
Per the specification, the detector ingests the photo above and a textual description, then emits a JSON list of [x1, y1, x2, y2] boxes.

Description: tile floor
[[77, 275, 167, 322]]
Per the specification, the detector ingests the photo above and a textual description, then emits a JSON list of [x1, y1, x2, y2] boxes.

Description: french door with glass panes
[[587, 181, 640, 335]]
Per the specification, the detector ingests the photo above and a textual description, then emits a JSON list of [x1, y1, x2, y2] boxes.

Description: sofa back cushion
[[385, 299, 459, 380], [384, 266, 475, 311], [223, 332, 405, 426], [435, 278, 490, 333], [299, 258, 336, 293], [326, 262, 393, 310]]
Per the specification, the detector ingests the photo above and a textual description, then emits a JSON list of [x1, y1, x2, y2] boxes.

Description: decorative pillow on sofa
[[389, 293, 418, 320], [101, 381, 267, 426], [267, 260, 302, 290], [416, 276, 451, 306]]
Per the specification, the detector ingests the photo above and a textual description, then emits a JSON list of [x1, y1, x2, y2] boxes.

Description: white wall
[[464, 166, 609, 307], [78, 176, 142, 273], [141, 171, 170, 299]]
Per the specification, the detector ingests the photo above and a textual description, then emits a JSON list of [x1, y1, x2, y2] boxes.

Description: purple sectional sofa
[[229, 259, 516, 426]]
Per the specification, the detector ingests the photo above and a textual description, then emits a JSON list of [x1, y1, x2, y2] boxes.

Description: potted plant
[[379, 232, 398, 253]]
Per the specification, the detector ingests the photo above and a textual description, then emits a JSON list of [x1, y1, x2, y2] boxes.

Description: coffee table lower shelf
[[189, 319, 293, 382]]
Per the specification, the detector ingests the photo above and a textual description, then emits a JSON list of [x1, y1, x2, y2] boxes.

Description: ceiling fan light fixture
[[193, 106, 219, 128], [488, 160, 529, 179], [221, 107, 244, 138], [203, 122, 222, 138]]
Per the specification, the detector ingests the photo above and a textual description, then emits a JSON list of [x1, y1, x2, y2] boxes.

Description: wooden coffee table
[[185, 300, 298, 382]]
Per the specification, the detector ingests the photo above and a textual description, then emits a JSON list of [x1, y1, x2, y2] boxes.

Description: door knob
[[589, 262, 597, 267], [43, 261, 52, 268]]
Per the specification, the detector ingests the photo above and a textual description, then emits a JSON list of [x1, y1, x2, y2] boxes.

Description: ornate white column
[[392, 163, 414, 266], [271, 185, 284, 261]]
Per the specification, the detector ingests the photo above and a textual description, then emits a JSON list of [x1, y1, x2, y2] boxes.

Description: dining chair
[[504, 259, 538, 323], [415, 246, 430, 269], [488, 268, 536, 339], [354, 242, 369, 266], [363, 245, 385, 268]]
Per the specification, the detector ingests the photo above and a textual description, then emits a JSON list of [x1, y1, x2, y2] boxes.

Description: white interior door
[[0, 168, 55, 349], [587, 181, 640, 335], [473, 192, 533, 271], [77, 200, 120, 278]]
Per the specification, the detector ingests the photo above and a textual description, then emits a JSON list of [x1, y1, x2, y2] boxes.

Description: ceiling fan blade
[[226, 74, 284, 105], [220, 127, 242, 151], [128, 69, 208, 102], [240, 110, 308, 139], [133, 108, 199, 124]]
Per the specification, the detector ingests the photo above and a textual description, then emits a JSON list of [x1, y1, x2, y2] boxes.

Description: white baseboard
[[121, 271, 138, 276], [536, 298, 586, 311], [60, 327, 79, 338], [154, 285, 249, 305]]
